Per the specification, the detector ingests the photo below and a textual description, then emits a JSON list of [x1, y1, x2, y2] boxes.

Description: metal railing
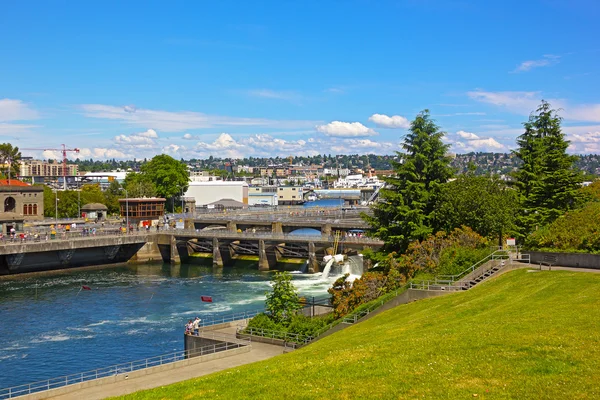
[[409, 280, 471, 291], [436, 250, 509, 283], [0, 337, 250, 399], [172, 228, 383, 244], [238, 326, 314, 345], [199, 309, 264, 328]]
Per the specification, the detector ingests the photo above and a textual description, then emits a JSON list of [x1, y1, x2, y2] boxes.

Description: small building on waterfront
[[119, 197, 166, 226], [81, 202, 108, 220], [0, 179, 44, 234]]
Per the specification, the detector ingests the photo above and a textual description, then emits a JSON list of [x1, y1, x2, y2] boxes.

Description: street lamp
[[180, 186, 184, 215], [120, 188, 129, 233], [77, 190, 81, 219], [54, 189, 58, 222]]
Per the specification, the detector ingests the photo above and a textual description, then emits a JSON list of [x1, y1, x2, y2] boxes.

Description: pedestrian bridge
[[0, 227, 383, 275]]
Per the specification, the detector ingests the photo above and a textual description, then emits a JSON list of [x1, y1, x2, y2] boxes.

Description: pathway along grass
[[118, 269, 600, 399]]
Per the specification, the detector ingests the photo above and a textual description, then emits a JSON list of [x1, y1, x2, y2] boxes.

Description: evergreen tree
[[514, 101, 582, 235], [364, 110, 453, 253]]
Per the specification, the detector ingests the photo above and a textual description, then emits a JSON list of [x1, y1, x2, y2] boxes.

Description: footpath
[[39, 327, 283, 400]]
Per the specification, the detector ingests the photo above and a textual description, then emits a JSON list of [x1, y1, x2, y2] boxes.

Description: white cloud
[[467, 90, 542, 114], [452, 130, 505, 152], [182, 133, 198, 140], [512, 55, 560, 73], [0, 99, 40, 135], [43, 147, 129, 160], [80, 104, 319, 132], [0, 123, 40, 135], [468, 138, 505, 150], [315, 121, 377, 137], [468, 90, 600, 123], [195, 133, 247, 158], [0, 99, 40, 121], [457, 130, 480, 140], [368, 113, 410, 129], [331, 139, 395, 154], [114, 129, 160, 149], [246, 89, 299, 101]]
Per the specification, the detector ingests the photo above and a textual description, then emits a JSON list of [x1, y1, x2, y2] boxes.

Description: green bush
[[286, 314, 328, 337], [246, 313, 280, 332], [525, 202, 600, 253], [437, 246, 491, 276]]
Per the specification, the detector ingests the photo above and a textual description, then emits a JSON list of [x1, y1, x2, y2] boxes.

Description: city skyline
[[1, 0, 599, 160]]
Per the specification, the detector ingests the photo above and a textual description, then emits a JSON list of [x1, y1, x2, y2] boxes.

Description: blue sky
[[1, 0, 599, 160]]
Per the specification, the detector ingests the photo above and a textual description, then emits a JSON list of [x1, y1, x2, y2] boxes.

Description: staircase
[[410, 248, 523, 292]]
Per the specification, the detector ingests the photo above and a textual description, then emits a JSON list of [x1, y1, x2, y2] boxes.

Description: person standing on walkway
[[192, 317, 201, 336]]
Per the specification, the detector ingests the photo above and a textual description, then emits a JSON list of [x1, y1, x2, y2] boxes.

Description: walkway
[[40, 327, 284, 400]]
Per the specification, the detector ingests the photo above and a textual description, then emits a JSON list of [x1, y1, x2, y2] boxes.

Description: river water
[[0, 262, 343, 389], [0, 198, 356, 389]]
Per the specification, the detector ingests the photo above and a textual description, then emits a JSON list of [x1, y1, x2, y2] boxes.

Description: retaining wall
[[522, 251, 600, 270]]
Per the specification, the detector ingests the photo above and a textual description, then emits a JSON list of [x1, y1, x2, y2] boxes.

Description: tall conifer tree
[[365, 110, 453, 253], [514, 101, 582, 235]]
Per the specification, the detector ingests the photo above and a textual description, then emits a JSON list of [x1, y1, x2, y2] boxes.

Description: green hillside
[[121, 269, 600, 399]]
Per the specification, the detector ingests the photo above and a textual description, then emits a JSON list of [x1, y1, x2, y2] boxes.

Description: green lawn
[[119, 269, 600, 399]]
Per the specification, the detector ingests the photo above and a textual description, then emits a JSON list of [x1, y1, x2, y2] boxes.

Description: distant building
[[277, 186, 305, 205], [80, 171, 128, 189], [81, 203, 108, 220], [19, 159, 78, 183], [0, 179, 44, 234], [248, 186, 278, 206], [119, 198, 166, 225], [185, 181, 248, 207]]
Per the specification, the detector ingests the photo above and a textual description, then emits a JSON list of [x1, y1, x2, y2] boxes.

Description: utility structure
[[22, 144, 80, 190]]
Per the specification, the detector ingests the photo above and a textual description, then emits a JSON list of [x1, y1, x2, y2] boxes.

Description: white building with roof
[[184, 181, 248, 206]]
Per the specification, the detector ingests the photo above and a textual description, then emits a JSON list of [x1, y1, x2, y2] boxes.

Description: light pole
[[180, 187, 184, 215], [77, 190, 81, 219], [54, 189, 58, 221], [120, 188, 129, 233]]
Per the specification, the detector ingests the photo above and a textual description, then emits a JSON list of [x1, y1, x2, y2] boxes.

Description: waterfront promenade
[[24, 326, 284, 400]]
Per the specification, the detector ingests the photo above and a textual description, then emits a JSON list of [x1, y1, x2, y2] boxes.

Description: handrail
[[0, 337, 250, 399], [238, 326, 314, 345], [437, 249, 508, 283]]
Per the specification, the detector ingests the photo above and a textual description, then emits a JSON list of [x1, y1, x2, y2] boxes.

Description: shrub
[[265, 272, 302, 324], [286, 314, 328, 338], [525, 201, 600, 252], [246, 313, 279, 332]]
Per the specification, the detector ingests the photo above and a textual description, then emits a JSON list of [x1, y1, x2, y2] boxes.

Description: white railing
[[0, 337, 250, 399]]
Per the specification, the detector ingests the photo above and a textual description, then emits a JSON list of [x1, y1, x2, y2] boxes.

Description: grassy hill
[[120, 269, 600, 399]]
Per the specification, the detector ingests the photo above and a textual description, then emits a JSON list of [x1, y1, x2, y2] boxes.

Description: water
[[321, 259, 335, 279], [303, 198, 344, 208], [0, 262, 342, 389]]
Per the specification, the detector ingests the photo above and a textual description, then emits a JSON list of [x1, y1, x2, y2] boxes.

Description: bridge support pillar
[[170, 235, 181, 265], [227, 221, 237, 233], [321, 223, 332, 236], [258, 240, 278, 271], [213, 238, 233, 267], [271, 222, 283, 234], [308, 242, 320, 274]]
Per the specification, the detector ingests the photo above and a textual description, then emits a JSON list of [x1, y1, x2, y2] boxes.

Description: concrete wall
[[523, 251, 600, 270]]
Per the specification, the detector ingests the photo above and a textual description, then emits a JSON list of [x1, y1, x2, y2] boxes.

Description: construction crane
[[22, 144, 80, 190]]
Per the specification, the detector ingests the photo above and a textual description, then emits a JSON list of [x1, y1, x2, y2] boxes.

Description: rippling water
[[0, 262, 340, 389]]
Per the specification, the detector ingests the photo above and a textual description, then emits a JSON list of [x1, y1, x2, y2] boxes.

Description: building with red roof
[[0, 179, 44, 234]]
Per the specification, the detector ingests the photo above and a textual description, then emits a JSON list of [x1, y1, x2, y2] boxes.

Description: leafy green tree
[[123, 172, 157, 198], [514, 101, 582, 236], [433, 174, 518, 246], [0, 143, 21, 178], [80, 184, 105, 205], [364, 110, 453, 253], [265, 272, 302, 324], [140, 155, 189, 211], [104, 180, 123, 214]]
